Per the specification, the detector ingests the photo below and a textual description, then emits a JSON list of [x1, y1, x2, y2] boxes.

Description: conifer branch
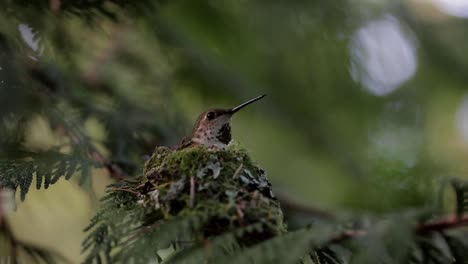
[[0, 223, 18, 262], [82, 24, 127, 85], [89, 147, 128, 180], [0, 189, 4, 227], [0, 189, 18, 261], [328, 214, 468, 245], [28, 63, 148, 181], [50, 107, 129, 181], [276, 192, 335, 220], [416, 215, 468, 233]]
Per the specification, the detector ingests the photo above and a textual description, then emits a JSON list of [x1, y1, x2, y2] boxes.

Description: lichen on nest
[[133, 144, 285, 243]]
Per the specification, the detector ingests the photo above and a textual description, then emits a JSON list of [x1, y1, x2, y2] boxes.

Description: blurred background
[[1, 0, 468, 262]]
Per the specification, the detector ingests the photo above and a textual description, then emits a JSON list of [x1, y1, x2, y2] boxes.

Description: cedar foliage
[[1, 1, 468, 264], [82, 146, 468, 264], [83, 145, 285, 263]]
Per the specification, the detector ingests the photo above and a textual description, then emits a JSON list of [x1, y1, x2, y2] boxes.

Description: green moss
[[137, 145, 285, 244]]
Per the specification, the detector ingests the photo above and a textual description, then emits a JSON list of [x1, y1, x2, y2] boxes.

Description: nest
[[135, 145, 286, 244]]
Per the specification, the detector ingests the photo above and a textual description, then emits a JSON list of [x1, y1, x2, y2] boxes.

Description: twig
[[0, 189, 18, 261], [125, 221, 161, 244], [275, 191, 335, 220], [416, 215, 468, 233], [328, 215, 468, 245], [28, 59, 131, 181], [63, 112, 129, 180], [0, 188, 3, 227], [190, 176, 196, 208], [108, 187, 140, 195], [154, 183, 171, 188], [174, 240, 196, 244], [89, 148, 128, 180], [236, 204, 245, 225], [329, 230, 366, 244], [50, 107, 129, 181], [82, 25, 126, 85], [232, 163, 243, 179], [50, 0, 61, 12]]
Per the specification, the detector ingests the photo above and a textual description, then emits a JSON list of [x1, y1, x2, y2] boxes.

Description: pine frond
[[163, 225, 261, 264], [111, 214, 209, 264], [451, 179, 468, 217], [0, 151, 91, 201], [0, 222, 70, 264], [220, 227, 339, 264], [83, 146, 286, 264], [164, 226, 341, 264], [310, 246, 347, 264], [412, 233, 454, 264], [82, 147, 468, 264], [442, 232, 468, 264], [20, 242, 69, 264], [82, 185, 468, 264], [82, 181, 210, 264], [82, 183, 146, 264]]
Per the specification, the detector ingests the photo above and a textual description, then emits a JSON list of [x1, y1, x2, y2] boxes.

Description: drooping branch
[[89, 146, 129, 180], [416, 215, 468, 233], [328, 215, 468, 245], [0, 189, 18, 261], [275, 191, 335, 220], [28, 65, 130, 181], [50, 107, 129, 181]]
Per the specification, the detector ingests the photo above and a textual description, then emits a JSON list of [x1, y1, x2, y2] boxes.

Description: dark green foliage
[[451, 179, 468, 217], [0, 3, 183, 261], [83, 146, 468, 264], [410, 225, 468, 264], [82, 186, 147, 264], [441, 232, 468, 264], [0, 222, 68, 264], [0, 0, 181, 202], [140, 145, 282, 228], [311, 246, 347, 264], [18, 242, 68, 264], [82, 181, 208, 264], [2, 0, 468, 263], [83, 146, 286, 263], [163, 228, 241, 264], [221, 228, 338, 264], [0, 151, 90, 200]]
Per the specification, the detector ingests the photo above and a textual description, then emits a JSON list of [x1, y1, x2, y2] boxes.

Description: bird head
[[191, 95, 266, 148]]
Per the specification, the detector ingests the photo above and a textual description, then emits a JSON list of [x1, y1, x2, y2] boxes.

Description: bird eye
[[206, 112, 216, 120]]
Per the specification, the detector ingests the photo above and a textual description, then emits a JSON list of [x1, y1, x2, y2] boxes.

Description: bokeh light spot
[[456, 94, 468, 144], [350, 15, 418, 96], [431, 0, 468, 18], [368, 101, 422, 169]]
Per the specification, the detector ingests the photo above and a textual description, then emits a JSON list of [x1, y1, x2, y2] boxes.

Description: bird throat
[[216, 123, 232, 145], [191, 122, 232, 149]]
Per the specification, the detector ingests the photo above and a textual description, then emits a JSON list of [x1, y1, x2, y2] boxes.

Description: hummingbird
[[177, 95, 266, 150]]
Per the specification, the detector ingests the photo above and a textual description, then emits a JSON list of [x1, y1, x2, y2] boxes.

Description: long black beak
[[230, 94, 266, 114]]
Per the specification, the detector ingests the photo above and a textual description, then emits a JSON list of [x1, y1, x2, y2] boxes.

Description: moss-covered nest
[[135, 145, 285, 244]]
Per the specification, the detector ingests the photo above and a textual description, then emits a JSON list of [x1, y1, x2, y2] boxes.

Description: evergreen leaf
[[162, 226, 246, 264], [442, 232, 468, 264], [310, 246, 346, 264], [221, 227, 338, 264], [451, 179, 468, 217], [0, 151, 90, 201]]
